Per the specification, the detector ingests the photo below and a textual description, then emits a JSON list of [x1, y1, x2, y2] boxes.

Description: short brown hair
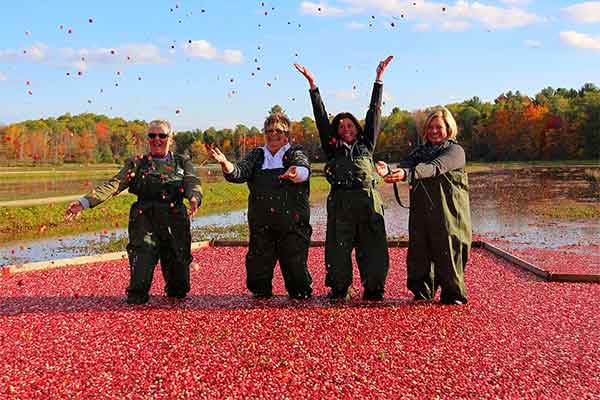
[[264, 113, 291, 133]]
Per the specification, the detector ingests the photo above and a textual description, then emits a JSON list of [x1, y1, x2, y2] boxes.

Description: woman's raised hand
[[293, 64, 317, 90], [376, 55, 394, 81]]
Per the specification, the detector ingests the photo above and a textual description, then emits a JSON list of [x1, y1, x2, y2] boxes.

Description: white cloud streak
[[183, 40, 244, 64], [0, 42, 167, 71], [562, 2, 600, 24], [560, 30, 600, 51], [304, 0, 541, 30], [301, 1, 348, 16], [499, 0, 532, 5]]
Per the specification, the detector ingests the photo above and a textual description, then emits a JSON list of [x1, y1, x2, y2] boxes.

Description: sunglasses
[[265, 128, 288, 135], [148, 133, 169, 140]]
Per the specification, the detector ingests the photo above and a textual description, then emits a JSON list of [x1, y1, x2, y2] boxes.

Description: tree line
[[1, 83, 599, 165]]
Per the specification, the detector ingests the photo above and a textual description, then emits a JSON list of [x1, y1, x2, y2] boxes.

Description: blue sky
[[1, 0, 600, 130]]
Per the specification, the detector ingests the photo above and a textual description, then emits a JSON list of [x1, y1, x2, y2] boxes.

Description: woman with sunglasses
[[65, 120, 202, 304], [207, 112, 313, 300], [294, 56, 393, 301]]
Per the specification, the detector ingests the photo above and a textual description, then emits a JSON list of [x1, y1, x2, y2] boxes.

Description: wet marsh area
[[1, 165, 598, 268]]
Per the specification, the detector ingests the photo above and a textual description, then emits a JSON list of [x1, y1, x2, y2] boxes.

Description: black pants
[[126, 202, 192, 303], [246, 221, 312, 298]]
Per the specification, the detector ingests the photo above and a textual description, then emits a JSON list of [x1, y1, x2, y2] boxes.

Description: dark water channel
[[1, 166, 598, 265]]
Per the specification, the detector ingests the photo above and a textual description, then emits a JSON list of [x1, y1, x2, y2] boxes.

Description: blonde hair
[[148, 120, 173, 135], [422, 107, 458, 141]]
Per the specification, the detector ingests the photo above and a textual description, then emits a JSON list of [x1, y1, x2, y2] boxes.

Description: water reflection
[[1, 166, 598, 264], [0, 167, 224, 201]]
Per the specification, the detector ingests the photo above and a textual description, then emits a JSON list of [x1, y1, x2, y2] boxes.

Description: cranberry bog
[[1, 244, 599, 399]]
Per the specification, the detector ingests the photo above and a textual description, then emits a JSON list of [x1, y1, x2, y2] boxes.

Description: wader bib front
[[126, 155, 192, 303], [325, 151, 389, 297], [246, 167, 312, 298], [407, 155, 471, 303]]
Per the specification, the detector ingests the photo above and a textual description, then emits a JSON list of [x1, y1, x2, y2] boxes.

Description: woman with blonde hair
[[376, 107, 472, 305]]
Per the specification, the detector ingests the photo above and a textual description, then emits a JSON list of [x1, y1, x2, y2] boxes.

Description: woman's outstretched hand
[[188, 197, 199, 218], [206, 143, 234, 174], [383, 168, 406, 184], [293, 63, 317, 90], [376, 161, 407, 183], [64, 201, 83, 221], [376, 55, 394, 82], [375, 161, 390, 177], [279, 166, 298, 181], [206, 143, 227, 164]]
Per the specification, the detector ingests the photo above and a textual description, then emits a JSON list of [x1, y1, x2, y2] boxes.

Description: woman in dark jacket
[[65, 120, 202, 304], [376, 107, 471, 305], [207, 113, 313, 300], [294, 56, 393, 300]]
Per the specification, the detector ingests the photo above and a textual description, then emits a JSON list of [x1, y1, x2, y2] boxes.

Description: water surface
[[1, 166, 598, 265]]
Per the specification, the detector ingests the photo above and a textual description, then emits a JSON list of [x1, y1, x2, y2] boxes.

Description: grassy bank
[[0, 176, 331, 243], [529, 200, 600, 220], [71, 224, 252, 254]]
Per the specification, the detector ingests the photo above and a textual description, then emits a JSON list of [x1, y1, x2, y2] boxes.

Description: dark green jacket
[[83, 153, 202, 208], [310, 83, 383, 188], [399, 140, 471, 237], [224, 145, 311, 226]]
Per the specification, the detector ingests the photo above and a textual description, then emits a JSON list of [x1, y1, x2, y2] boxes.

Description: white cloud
[[0, 42, 48, 62], [560, 30, 600, 51], [183, 40, 244, 64], [499, 0, 532, 5], [562, 2, 600, 24], [524, 39, 542, 48], [63, 44, 167, 70], [0, 42, 167, 71], [184, 40, 218, 59], [334, 0, 541, 30], [221, 49, 244, 64], [300, 1, 348, 16], [451, 1, 540, 29], [24, 42, 48, 61], [0, 72, 7, 81]]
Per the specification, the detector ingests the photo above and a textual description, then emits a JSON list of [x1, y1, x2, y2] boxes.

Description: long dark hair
[[330, 112, 363, 138]]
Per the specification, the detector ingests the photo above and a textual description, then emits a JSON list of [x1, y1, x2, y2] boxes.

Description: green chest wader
[[125, 156, 192, 303], [324, 153, 389, 298], [407, 169, 471, 303], [245, 167, 313, 298]]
